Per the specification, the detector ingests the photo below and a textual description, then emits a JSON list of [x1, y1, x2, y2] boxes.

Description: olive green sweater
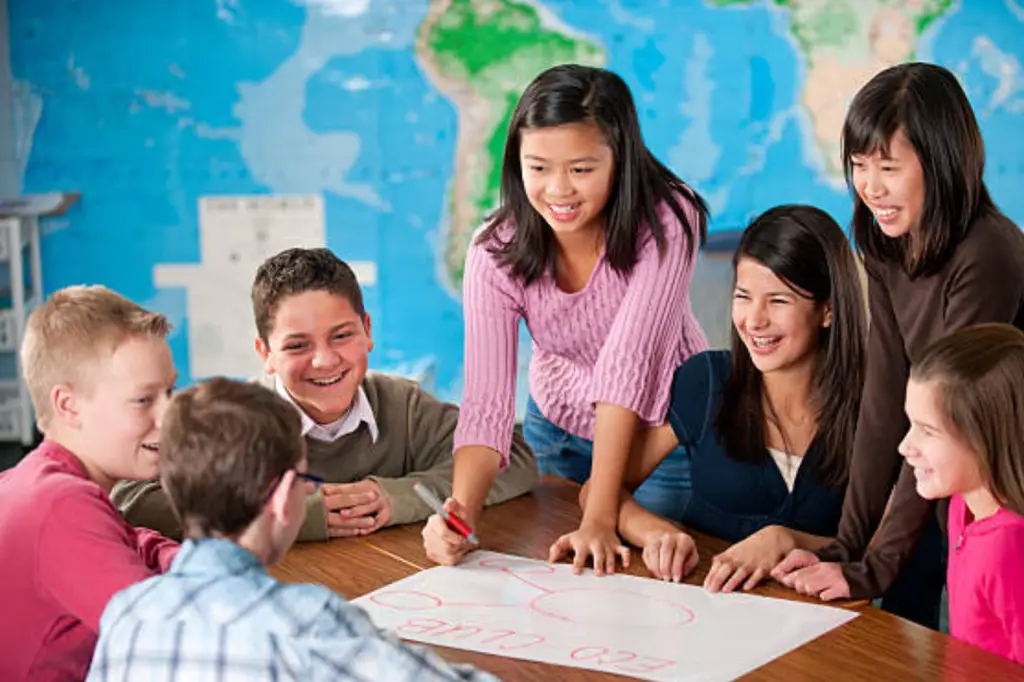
[[112, 372, 538, 542]]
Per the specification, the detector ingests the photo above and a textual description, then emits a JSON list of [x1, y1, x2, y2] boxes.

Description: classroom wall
[[6, 1, 1024, 408], [0, 0, 18, 197]]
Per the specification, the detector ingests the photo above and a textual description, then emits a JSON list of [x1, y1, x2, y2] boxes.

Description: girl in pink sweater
[[423, 64, 709, 572], [898, 324, 1024, 664]]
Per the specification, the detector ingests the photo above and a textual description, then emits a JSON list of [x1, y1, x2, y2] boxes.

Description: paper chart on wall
[[353, 551, 858, 681]]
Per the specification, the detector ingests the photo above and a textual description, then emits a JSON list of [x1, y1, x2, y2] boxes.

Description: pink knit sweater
[[455, 197, 708, 467]]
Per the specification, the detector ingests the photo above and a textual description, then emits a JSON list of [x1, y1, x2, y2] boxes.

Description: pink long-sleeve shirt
[[455, 197, 708, 467], [947, 493, 1024, 664], [0, 440, 179, 681]]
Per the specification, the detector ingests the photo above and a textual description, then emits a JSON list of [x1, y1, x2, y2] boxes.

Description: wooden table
[[272, 479, 1024, 681]]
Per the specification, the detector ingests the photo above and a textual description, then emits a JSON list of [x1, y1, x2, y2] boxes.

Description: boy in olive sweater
[[113, 248, 538, 541]]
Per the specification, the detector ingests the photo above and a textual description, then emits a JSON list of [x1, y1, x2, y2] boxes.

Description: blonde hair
[[21, 285, 170, 429], [911, 324, 1024, 516]]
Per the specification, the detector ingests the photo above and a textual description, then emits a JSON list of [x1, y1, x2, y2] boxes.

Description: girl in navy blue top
[[554, 205, 867, 591]]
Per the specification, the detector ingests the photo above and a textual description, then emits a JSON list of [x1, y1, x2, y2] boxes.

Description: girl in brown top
[[772, 62, 1024, 629]]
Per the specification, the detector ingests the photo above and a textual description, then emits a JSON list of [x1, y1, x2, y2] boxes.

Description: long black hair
[[844, 62, 998, 278], [476, 63, 709, 285], [715, 205, 867, 488]]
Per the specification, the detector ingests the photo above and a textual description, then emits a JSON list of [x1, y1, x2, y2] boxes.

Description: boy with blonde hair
[[114, 247, 537, 541], [88, 378, 495, 681], [0, 286, 179, 681]]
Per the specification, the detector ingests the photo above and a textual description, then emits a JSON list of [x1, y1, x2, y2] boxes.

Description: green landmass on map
[[709, 0, 954, 58], [417, 0, 603, 288]]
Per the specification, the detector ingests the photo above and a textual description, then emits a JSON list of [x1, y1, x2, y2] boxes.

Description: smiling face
[[850, 129, 926, 239], [71, 335, 177, 489], [731, 257, 831, 377], [519, 121, 615, 240], [898, 378, 985, 500], [256, 290, 372, 425]]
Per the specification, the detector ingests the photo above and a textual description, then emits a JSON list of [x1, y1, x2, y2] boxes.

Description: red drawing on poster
[[370, 555, 696, 628], [368, 555, 687, 674]]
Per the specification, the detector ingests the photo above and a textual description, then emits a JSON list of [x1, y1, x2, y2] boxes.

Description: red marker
[[413, 482, 480, 546]]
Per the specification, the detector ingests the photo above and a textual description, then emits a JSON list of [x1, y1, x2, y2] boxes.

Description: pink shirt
[[455, 197, 708, 466], [947, 493, 1024, 664], [0, 440, 179, 681]]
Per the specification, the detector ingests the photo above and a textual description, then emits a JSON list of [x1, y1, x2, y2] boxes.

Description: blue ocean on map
[[8, 0, 1023, 404]]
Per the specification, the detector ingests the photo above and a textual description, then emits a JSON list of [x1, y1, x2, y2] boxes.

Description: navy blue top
[[666, 350, 845, 543]]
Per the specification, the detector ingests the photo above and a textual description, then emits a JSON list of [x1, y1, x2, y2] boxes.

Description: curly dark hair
[[251, 247, 365, 343]]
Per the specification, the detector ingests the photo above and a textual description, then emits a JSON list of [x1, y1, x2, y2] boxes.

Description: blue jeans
[[522, 396, 691, 521]]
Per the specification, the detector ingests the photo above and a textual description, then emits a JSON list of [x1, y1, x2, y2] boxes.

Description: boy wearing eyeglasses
[[87, 378, 495, 681]]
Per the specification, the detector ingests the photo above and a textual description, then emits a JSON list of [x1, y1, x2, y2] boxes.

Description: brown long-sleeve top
[[817, 210, 1024, 599]]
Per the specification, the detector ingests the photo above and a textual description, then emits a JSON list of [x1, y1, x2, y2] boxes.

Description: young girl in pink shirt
[[898, 323, 1024, 663], [423, 64, 709, 571]]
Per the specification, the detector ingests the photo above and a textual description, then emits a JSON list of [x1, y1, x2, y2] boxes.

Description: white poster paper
[[354, 551, 858, 681]]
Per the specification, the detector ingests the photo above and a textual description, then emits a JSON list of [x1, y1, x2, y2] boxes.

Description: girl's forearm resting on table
[[582, 471, 832, 556], [787, 528, 833, 552], [452, 444, 503, 523], [616, 494, 682, 547], [582, 403, 641, 528], [580, 482, 678, 548]]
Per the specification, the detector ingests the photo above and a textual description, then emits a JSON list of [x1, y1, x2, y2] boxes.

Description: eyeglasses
[[263, 470, 325, 505], [295, 471, 324, 492]]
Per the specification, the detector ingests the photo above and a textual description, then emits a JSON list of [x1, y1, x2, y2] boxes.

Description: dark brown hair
[[476, 63, 708, 285], [910, 324, 1024, 516], [843, 62, 998, 278], [251, 247, 365, 344], [716, 205, 867, 488], [159, 378, 305, 538]]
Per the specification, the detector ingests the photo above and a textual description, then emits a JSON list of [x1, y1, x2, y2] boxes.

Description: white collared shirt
[[275, 377, 379, 443]]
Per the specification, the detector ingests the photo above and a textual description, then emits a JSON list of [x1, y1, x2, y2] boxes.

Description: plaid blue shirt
[[86, 538, 498, 682]]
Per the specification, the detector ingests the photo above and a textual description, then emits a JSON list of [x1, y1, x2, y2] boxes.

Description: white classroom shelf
[[0, 192, 78, 444], [0, 215, 42, 443]]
